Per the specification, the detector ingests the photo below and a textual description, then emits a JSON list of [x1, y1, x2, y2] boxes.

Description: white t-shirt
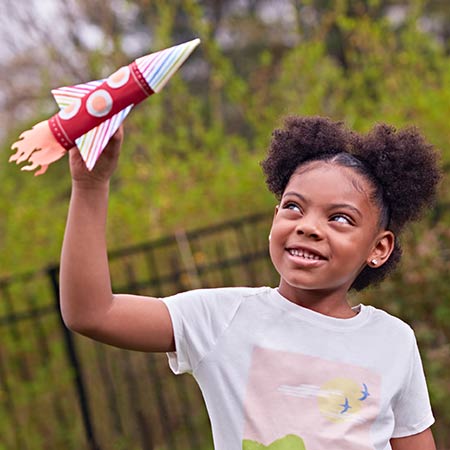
[[161, 287, 434, 450]]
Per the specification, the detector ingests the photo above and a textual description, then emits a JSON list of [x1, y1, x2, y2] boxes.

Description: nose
[[295, 217, 322, 239]]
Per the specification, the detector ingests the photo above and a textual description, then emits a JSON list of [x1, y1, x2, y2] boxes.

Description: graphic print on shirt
[[242, 347, 381, 450], [243, 434, 306, 449]]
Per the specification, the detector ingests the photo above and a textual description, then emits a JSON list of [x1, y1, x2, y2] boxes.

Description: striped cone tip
[[136, 38, 201, 93]]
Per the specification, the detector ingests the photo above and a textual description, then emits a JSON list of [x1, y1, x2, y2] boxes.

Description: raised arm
[[59, 127, 175, 352]]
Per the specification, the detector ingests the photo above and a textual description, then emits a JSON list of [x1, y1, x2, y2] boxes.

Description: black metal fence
[[0, 213, 277, 450]]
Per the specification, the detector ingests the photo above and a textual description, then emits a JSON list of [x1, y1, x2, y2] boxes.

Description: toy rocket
[[9, 38, 200, 175]]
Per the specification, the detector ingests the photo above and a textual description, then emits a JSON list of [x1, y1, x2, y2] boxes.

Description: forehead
[[284, 161, 373, 206]]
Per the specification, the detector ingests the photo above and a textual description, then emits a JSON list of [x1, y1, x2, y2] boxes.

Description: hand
[[69, 126, 124, 188]]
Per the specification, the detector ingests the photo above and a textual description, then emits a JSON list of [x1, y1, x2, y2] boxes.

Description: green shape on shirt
[[242, 434, 306, 450]]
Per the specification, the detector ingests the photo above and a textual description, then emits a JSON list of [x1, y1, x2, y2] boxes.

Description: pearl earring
[[268, 234, 271, 241], [371, 259, 378, 265]]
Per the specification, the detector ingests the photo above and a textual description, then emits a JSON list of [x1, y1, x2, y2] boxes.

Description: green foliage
[[1, 0, 449, 447]]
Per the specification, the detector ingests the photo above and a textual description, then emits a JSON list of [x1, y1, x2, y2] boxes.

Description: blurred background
[[0, 0, 449, 449]]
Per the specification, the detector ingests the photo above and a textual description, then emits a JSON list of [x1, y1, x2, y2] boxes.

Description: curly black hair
[[261, 116, 441, 291]]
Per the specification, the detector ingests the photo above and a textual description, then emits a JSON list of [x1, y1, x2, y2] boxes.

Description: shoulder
[[366, 304, 416, 343], [163, 286, 271, 302], [161, 286, 272, 315]]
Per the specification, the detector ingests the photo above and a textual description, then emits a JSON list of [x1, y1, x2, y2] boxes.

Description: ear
[[367, 230, 395, 269]]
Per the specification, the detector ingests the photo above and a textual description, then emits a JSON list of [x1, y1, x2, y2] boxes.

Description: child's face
[[269, 161, 391, 302]]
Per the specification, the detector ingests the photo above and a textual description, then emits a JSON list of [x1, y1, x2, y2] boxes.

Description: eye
[[282, 201, 301, 212], [330, 214, 352, 225]]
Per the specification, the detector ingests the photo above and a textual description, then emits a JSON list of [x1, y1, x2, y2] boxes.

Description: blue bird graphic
[[359, 383, 370, 401], [339, 397, 351, 414]]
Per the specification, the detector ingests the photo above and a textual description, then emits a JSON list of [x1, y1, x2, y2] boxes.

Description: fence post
[[47, 265, 101, 450]]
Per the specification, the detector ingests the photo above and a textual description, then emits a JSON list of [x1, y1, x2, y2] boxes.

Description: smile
[[286, 247, 326, 261]]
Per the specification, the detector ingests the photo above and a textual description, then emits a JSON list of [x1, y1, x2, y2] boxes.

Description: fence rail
[[0, 213, 276, 450]]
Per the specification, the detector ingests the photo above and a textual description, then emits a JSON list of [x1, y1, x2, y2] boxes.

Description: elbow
[[60, 305, 102, 337], [61, 312, 93, 336], [59, 289, 114, 337]]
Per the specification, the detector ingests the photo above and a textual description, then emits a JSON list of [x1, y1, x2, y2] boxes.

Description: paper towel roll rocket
[[9, 38, 200, 175]]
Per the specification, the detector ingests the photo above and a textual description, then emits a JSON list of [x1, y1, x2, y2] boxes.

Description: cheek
[[268, 229, 284, 260], [330, 234, 372, 264], [268, 233, 278, 256], [269, 222, 287, 247], [268, 239, 284, 277]]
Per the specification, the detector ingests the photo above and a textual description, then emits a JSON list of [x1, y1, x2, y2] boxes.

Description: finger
[[114, 124, 124, 142], [102, 125, 124, 157], [108, 125, 124, 149], [68, 147, 83, 165]]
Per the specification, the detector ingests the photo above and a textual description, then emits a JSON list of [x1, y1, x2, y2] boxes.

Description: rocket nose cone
[[135, 38, 201, 93]]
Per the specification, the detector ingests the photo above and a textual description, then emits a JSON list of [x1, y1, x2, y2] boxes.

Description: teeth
[[288, 249, 320, 260]]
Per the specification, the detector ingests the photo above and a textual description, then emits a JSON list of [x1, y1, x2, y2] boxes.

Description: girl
[[60, 116, 441, 450]]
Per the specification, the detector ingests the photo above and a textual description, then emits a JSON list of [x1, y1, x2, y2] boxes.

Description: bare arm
[[390, 428, 436, 450], [60, 128, 175, 352]]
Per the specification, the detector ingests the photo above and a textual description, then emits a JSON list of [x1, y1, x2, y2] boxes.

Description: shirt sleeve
[[160, 288, 243, 375], [391, 335, 435, 438]]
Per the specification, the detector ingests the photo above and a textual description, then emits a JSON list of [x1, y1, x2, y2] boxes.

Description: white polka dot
[[86, 90, 113, 117], [107, 66, 130, 88], [59, 98, 82, 120]]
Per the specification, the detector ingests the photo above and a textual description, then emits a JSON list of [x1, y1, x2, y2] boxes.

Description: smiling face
[[269, 161, 394, 306]]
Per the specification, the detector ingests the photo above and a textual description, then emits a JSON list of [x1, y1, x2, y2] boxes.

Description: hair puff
[[262, 116, 357, 199], [353, 123, 441, 233]]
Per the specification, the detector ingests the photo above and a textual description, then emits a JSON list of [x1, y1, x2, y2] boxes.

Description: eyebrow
[[282, 191, 363, 219]]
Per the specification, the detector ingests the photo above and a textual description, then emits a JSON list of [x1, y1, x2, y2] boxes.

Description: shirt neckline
[[269, 288, 372, 331]]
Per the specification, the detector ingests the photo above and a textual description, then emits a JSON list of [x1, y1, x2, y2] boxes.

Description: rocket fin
[[75, 104, 133, 170], [51, 80, 103, 111]]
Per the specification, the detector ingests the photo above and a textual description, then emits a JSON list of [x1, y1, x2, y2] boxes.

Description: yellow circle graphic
[[317, 377, 366, 422]]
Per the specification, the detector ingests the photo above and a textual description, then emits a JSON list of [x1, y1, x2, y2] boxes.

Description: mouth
[[286, 247, 327, 261]]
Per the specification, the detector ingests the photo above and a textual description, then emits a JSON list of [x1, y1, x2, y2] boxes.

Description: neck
[[277, 282, 357, 319]]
